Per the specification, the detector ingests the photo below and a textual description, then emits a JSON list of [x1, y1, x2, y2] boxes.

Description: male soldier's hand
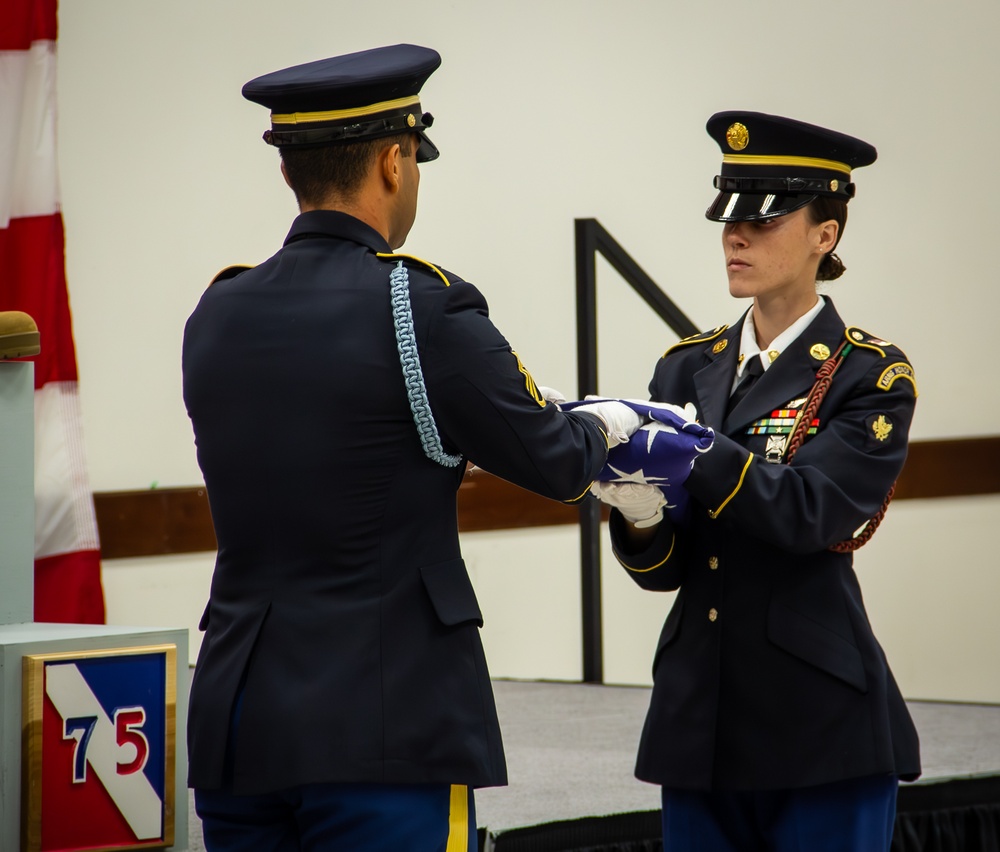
[[570, 399, 643, 448]]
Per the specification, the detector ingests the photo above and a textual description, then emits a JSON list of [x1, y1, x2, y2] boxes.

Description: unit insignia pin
[[810, 343, 831, 361], [713, 339, 728, 354]]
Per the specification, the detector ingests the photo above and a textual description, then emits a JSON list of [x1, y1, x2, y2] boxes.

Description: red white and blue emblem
[[23, 645, 176, 851]]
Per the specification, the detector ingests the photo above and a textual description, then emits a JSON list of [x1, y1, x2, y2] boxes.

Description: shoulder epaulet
[[843, 326, 898, 358], [844, 327, 917, 396], [209, 265, 253, 286], [661, 325, 728, 358], [376, 252, 458, 287]]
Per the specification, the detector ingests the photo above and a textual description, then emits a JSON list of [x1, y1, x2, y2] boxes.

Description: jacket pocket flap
[[420, 559, 484, 627], [768, 602, 868, 693]]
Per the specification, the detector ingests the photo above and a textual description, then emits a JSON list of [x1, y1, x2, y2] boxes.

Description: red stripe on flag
[[35, 549, 105, 624], [0, 213, 79, 387], [0, 0, 57, 50]]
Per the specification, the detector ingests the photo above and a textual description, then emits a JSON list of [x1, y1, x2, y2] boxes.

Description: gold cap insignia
[[810, 343, 831, 361], [829, 179, 839, 192], [872, 414, 893, 442], [726, 122, 749, 151], [713, 339, 728, 354], [406, 113, 416, 127]]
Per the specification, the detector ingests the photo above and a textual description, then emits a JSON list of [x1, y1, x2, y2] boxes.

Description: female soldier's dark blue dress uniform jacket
[[182, 210, 609, 795], [610, 299, 921, 792]]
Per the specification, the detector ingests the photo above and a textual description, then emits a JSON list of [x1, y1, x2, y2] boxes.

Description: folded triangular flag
[[565, 398, 715, 521]]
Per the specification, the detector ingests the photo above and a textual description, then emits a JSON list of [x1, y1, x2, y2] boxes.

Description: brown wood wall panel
[[893, 436, 1000, 500], [94, 487, 217, 560], [93, 436, 1000, 559]]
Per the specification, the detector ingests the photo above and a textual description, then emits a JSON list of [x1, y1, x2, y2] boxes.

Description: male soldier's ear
[[279, 160, 292, 189], [380, 143, 402, 194]]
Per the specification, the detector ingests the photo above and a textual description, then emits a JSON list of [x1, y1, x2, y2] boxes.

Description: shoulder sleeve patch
[[876, 362, 918, 396], [865, 413, 896, 447], [662, 325, 728, 358], [209, 265, 253, 286], [376, 252, 454, 287]]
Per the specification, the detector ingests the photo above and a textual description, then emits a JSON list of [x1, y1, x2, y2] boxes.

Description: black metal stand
[[573, 218, 698, 683]]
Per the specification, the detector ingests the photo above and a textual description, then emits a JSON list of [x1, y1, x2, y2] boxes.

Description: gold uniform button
[[708, 556, 719, 570], [709, 608, 718, 622]]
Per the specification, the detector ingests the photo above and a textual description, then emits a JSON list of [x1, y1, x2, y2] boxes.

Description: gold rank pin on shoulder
[[663, 325, 729, 358]]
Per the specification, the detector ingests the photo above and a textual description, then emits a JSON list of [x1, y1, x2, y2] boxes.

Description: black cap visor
[[415, 131, 439, 163], [705, 191, 815, 222]]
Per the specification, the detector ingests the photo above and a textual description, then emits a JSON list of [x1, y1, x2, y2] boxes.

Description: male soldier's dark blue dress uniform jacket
[[610, 300, 921, 791], [182, 210, 608, 795]]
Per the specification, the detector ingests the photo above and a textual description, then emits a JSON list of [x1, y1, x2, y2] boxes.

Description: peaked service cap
[[705, 111, 877, 221], [242, 44, 442, 162]]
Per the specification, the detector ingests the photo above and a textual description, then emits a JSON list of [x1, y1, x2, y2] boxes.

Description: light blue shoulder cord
[[389, 260, 463, 468]]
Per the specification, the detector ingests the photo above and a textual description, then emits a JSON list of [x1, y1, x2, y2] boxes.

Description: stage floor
[[476, 681, 1000, 833], [185, 680, 1000, 848]]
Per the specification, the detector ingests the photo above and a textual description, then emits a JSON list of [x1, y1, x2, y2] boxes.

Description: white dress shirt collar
[[735, 295, 826, 381]]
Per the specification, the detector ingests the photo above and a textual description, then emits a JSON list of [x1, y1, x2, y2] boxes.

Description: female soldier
[[592, 112, 921, 851]]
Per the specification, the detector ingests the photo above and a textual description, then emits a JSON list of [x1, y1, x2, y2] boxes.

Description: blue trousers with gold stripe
[[194, 782, 476, 852]]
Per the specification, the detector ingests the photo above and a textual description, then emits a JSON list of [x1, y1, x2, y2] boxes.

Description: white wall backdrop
[[57, 0, 1000, 699]]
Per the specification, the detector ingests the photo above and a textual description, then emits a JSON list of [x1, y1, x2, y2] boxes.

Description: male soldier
[[183, 44, 639, 851]]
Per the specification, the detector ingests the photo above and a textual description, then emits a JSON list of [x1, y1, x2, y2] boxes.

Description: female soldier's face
[[721, 207, 836, 303]]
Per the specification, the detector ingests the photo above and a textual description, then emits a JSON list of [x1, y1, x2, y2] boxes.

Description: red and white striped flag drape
[[1, 0, 105, 623]]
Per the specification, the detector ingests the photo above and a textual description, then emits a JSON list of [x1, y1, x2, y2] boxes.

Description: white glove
[[571, 400, 643, 448], [536, 385, 567, 406], [590, 481, 667, 528]]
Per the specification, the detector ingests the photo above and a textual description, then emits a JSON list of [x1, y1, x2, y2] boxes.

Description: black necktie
[[727, 355, 764, 415]]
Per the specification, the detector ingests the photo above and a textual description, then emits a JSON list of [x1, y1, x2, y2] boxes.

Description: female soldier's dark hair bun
[[817, 252, 846, 281]]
